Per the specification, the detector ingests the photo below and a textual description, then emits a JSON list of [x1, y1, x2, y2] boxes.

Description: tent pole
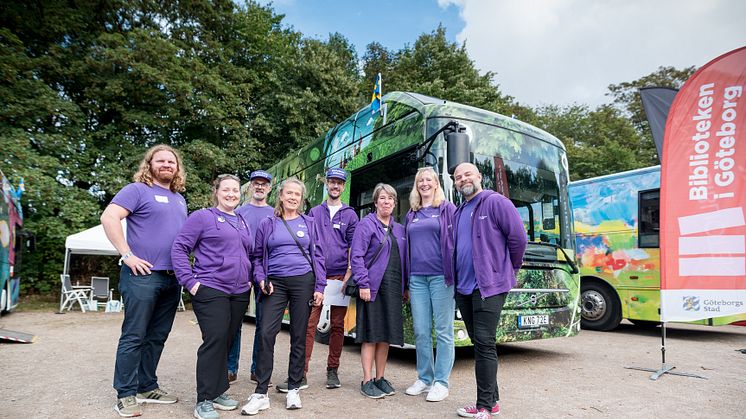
[[624, 321, 707, 380]]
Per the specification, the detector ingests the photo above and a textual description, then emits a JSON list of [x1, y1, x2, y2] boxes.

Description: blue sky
[[258, 0, 464, 54], [258, 1, 746, 107]]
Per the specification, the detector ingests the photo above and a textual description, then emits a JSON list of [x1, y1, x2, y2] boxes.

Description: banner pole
[[624, 322, 707, 380]]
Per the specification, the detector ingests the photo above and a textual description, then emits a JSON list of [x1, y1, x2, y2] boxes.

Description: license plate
[[518, 314, 549, 329]]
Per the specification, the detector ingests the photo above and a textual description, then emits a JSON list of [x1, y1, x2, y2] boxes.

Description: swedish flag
[[370, 73, 383, 115]]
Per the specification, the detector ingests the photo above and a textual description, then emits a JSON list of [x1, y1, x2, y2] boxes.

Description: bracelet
[[120, 251, 133, 263]]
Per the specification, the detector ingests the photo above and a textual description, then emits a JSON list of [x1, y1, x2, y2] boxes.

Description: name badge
[[333, 223, 341, 229], [154, 195, 169, 203], [297, 230, 305, 238]]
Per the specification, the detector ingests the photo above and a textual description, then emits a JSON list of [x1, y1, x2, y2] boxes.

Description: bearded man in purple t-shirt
[[101, 144, 188, 417], [452, 163, 527, 419]]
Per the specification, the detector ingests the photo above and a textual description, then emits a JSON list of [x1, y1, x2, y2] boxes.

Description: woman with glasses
[[242, 177, 326, 415], [403, 167, 457, 402], [171, 174, 252, 419], [350, 183, 407, 399]]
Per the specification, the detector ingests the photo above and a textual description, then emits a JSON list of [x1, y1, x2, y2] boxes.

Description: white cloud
[[440, 0, 746, 107]]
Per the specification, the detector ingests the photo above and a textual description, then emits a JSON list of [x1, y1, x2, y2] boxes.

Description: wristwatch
[[120, 251, 133, 263]]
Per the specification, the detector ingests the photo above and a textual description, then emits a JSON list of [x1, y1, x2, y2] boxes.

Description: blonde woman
[[350, 183, 407, 399], [242, 177, 326, 415], [403, 167, 457, 402]]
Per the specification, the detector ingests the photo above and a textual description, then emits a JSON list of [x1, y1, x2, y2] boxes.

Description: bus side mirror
[[446, 129, 470, 174]]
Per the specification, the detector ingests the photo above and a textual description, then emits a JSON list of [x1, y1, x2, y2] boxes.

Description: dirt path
[[1, 311, 744, 418]]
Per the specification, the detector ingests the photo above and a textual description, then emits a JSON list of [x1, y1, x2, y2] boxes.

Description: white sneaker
[[286, 388, 302, 410], [241, 393, 270, 416], [426, 382, 449, 402], [405, 379, 431, 396]]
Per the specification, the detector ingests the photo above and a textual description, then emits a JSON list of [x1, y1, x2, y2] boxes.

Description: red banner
[[660, 46, 746, 322]]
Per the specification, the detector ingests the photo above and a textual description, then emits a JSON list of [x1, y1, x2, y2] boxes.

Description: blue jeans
[[250, 287, 263, 374], [113, 266, 181, 398], [227, 325, 241, 374], [409, 274, 455, 387]]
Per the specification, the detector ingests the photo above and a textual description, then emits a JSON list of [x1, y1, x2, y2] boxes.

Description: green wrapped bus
[[248, 92, 580, 346]]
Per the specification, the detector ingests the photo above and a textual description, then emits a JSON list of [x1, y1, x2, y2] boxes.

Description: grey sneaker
[[276, 376, 308, 393], [136, 387, 178, 404], [194, 400, 220, 419], [326, 368, 341, 389], [374, 377, 395, 396], [114, 395, 142, 417], [360, 379, 386, 399], [213, 392, 238, 411]]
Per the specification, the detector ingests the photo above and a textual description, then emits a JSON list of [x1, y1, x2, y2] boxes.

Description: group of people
[[101, 144, 527, 419]]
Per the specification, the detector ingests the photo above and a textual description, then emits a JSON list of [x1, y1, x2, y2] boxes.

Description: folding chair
[[90, 276, 112, 310], [60, 274, 92, 312]]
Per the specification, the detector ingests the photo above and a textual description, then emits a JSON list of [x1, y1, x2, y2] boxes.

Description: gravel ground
[[1, 310, 745, 418]]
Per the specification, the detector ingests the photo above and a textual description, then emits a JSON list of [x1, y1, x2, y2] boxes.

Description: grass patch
[[16, 294, 62, 312]]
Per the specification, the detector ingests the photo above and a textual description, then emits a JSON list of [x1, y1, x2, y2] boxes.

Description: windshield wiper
[[525, 242, 579, 274]]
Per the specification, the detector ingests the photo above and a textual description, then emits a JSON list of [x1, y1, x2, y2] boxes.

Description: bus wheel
[[580, 281, 621, 331]]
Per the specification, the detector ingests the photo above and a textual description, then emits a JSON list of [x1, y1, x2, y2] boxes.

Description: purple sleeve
[[350, 219, 373, 289], [403, 210, 414, 282], [170, 210, 206, 291], [252, 218, 270, 284], [312, 219, 327, 293], [492, 196, 528, 270], [110, 183, 142, 213], [345, 209, 359, 246]]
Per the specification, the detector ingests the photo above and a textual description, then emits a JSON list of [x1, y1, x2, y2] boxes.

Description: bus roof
[[284, 91, 566, 162], [569, 165, 661, 187]]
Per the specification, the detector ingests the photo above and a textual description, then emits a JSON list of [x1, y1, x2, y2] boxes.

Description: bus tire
[[580, 279, 621, 331]]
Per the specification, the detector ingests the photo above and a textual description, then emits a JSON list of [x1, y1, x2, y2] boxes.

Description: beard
[[328, 189, 341, 200], [252, 192, 266, 201], [458, 182, 478, 196], [152, 168, 174, 184]]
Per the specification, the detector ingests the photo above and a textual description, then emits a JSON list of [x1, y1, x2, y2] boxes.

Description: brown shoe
[[228, 372, 237, 384]]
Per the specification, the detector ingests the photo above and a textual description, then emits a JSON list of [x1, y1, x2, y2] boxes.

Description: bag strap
[[365, 223, 390, 269], [281, 217, 315, 275]]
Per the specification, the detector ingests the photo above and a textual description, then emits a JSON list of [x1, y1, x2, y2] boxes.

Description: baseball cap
[[250, 170, 272, 182], [326, 168, 347, 181]]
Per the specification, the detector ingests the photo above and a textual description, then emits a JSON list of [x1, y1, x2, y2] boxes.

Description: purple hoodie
[[308, 202, 359, 276], [453, 190, 527, 298], [171, 207, 253, 295], [405, 201, 456, 285], [252, 214, 327, 293], [350, 213, 407, 302]]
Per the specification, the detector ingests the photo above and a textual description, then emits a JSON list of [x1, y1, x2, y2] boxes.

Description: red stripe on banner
[[661, 46, 746, 321]]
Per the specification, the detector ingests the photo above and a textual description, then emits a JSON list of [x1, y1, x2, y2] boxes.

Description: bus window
[[639, 188, 660, 248]]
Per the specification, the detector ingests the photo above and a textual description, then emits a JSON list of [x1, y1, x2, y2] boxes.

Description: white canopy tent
[[63, 220, 126, 276]]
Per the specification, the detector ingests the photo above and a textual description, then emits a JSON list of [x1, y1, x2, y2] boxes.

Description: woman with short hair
[[241, 177, 326, 415], [350, 183, 407, 399], [171, 174, 252, 419], [403, 167, 457, 402]]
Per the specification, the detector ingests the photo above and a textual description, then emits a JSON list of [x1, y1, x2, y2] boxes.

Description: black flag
[[639, 86, 678, 162]]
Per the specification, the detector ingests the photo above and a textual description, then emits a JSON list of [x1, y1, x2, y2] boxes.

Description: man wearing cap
[[278, 168, 358, 390], [229, 170, 274, 384]]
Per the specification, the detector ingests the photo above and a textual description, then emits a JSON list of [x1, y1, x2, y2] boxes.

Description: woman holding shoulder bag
[[350, 183, 407, 399], [241, 177, 326, 415]]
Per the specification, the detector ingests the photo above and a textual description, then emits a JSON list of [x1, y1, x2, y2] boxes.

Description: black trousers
[[455, 290, 506, 410], [254, 272, 315, 394], [191, 286, 251, 402]]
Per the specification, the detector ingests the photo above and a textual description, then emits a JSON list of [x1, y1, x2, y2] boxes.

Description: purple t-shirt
[[267, 217, 313, 277], [456, 197, 478, 295], [111, 182, 187, 270], [408, 206, 444, 276], [235, 203, 274, 237]]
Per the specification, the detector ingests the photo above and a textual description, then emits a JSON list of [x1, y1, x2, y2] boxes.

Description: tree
[[606, 65, 696, 164]]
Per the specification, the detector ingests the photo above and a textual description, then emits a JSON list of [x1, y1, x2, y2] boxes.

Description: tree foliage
[[0, 2, 697, 293]]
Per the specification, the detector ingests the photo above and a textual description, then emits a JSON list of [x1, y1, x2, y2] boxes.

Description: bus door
[[349, 148, 420, 224]]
